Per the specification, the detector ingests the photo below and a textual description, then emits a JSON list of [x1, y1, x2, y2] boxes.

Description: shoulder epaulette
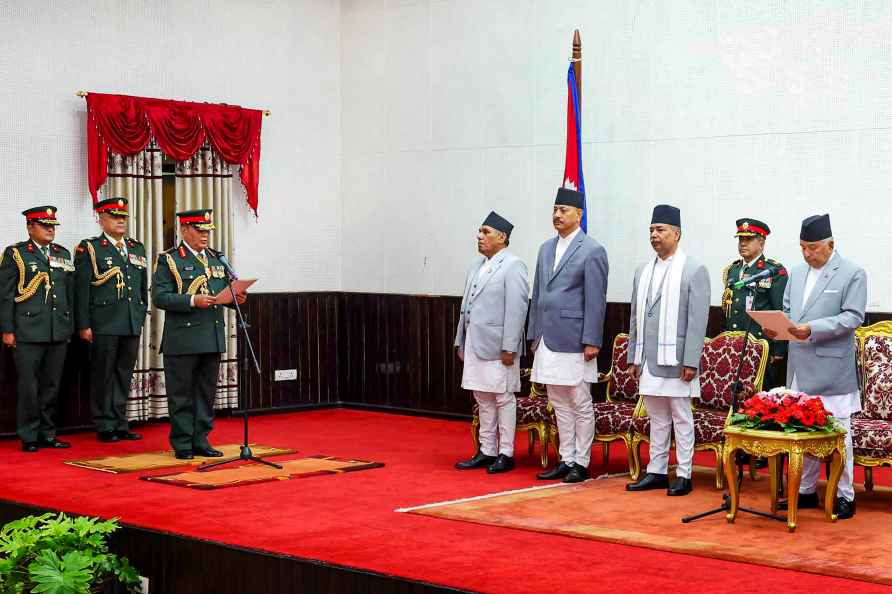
[[126, 236, 143, 246], [50, 243, 70, 255], [721, 260, 741, 288]]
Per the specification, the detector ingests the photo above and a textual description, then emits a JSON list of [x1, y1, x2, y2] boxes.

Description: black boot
[[563, 465, 590, 483], [487, 454, 515, 474], [625, 472, 669, 491], [536, 461, 572, 480], [455, 451, 497, 470], [777, 491, 819, 511], [834, 497, 856, 520], [667, 477, 693, 496]]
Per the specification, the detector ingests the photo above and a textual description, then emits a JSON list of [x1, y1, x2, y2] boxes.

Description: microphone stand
[[681, 282, 784, 523], [198, 253, 282, 471]]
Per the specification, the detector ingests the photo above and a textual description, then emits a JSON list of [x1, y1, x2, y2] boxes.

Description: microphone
[[731, 267, 777, 290], [210, 248, 238, 280]]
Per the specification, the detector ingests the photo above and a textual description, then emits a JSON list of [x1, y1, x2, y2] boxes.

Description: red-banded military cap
[[735, 218, 770, 238], [22, 206, 60, 226], [95, 197, 129, 216], [176, 209, 215, 231]]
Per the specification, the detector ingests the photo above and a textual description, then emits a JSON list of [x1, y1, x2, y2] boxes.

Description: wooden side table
[[722, 426, 846, 532]]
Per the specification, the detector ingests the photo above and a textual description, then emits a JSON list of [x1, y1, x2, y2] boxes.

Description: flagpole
[[572, 29, 582, 110]]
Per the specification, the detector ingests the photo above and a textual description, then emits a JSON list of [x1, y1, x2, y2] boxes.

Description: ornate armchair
[[853, 321, 892, 491], [592, 334, 641, 477], [471, 369, 555, 467], [630, 331, 769, 488]]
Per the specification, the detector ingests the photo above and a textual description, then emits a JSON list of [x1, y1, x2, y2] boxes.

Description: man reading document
[[152, 209, 248, 460]]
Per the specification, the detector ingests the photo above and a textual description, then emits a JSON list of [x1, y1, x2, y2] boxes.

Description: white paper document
[[745, 310, 805, 342]]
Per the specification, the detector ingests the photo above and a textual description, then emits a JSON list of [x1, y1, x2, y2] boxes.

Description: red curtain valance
[[86, 92, 263, 214]]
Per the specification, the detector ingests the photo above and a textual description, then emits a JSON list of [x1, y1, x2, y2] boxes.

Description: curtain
[[86, 92, 262, 214], [101, 142, 167, 420], [176, 145, 239, 410]]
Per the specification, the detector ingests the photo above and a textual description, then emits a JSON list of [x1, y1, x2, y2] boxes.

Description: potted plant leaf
[[0, 512, 141, 594]]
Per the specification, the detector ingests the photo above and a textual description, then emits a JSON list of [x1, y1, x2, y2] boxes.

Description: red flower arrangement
[[730, 389, 838, 433]]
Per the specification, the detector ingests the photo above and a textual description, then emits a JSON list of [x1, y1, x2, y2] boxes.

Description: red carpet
[[0, 409, 890, 593]]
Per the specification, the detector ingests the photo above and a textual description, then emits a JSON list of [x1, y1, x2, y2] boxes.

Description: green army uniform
[[73, 198, 148, 440], [721, 219, 788, 389], [152, 209, 231, 457], [0, 206, 74, 449]]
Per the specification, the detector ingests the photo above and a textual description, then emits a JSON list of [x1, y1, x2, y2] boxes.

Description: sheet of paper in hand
[[214, 279, 257, 304], [745, 310, 806, 342]]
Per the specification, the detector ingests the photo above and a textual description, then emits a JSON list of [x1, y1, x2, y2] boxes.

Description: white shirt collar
[[104, 232, 126, 248], [557, 226, 581, 246], [484, 247, 505, 263], [809, 250, 835, 274], [182, 241, 205, 259], [744, 254, 762, 268]]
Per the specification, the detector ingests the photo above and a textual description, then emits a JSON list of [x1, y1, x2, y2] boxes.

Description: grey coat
[[627, 255, 711, 378], [784, 252, 866, 396], [454, 250, 530, 360], [527, 231, 609, 352]]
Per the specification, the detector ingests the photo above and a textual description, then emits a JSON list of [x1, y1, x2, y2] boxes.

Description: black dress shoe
[[626, 472, 669, 491], [97, 431, 119, 443], [777, 491, 819, 511], [114, 430, 142, 441], [536, 461, 573, 480], [486, 454, 515, 474], [175, 450, 194, 460], [667, 477, 693, 496], [38, 438, 70, 449], [455, 451, 497, 470], [834, 497, 856, 520], [193, 447, 224, 457], [563, 465, 589, 483], [22, 442, 39, 453]]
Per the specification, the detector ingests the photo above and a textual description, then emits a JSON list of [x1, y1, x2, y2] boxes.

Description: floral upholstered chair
[[630, 331, 769, 488], [592, 334, 641, 477], [853, 321, 892, 491], [471, 369, 555, 467]]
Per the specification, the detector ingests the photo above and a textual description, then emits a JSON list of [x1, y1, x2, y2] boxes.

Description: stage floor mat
[[404, 467, 892, 586], [64, 443, 296, 473], [143, 454, 383, 489]]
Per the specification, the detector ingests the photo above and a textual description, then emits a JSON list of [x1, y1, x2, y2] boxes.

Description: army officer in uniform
[[720, 218, 788, 389], [74, 198, 147, 442], [0, 206, 74, 451], [152, 209, 246, 460]]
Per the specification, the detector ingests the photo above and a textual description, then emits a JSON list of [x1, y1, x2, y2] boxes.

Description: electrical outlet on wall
[[274, 369, 297, 381]]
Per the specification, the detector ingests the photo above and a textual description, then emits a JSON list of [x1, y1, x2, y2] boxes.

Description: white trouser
[[799, 415, 854, 501], [644, 395, 694, 479], [547, 382, 594, 467], [474, 391, 516, 457]]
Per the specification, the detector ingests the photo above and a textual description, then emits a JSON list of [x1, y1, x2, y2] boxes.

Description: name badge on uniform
[[128, 253, 147, 268], [182, 265, 194, 272], [49, 256, 74, 272]]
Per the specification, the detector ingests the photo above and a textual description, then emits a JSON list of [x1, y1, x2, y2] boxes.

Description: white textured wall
[[0, 0, 341, 292], [340, 0, 892, 310]]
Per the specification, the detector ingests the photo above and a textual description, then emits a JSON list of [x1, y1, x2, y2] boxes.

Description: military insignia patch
[[178, 246, 187, 258], [26, 243, 33, 252], [128, 253, 147, 268]]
